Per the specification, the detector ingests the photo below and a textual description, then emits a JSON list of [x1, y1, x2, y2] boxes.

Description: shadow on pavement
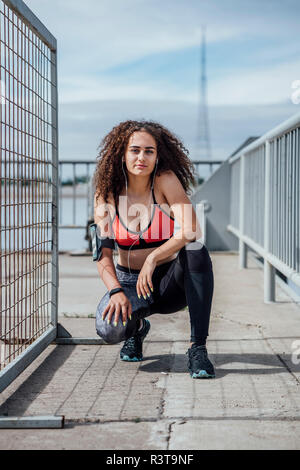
[[139, 352, 300, 379]]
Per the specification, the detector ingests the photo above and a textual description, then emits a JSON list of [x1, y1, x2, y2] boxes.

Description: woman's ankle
[[190, 339, 207, 348]]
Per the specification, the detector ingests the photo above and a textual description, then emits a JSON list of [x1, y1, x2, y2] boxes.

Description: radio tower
[[196, 25, 213, 177]]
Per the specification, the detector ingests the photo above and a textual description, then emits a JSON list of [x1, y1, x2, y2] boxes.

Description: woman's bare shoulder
[[105, 191, 116, 218], [156, 170, 183, 193], [154, 170, 181, 217], [94, 191, 116, 219], [155, 170, 172, 186], [156, 169, 191, 206]]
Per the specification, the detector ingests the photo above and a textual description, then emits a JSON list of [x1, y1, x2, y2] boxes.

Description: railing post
[[239, 154, 247, 268], [51, 47, 59, 326], [264, 140, 275, 302]]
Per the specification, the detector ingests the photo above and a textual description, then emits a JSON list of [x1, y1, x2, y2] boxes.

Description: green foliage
[[61, 175, 89, 186]]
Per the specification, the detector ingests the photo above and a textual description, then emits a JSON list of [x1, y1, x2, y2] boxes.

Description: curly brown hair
[[92, 119, 197, 205]]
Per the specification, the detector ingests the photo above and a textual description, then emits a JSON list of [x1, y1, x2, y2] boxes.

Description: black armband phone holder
[[89, 222, 115, 261]]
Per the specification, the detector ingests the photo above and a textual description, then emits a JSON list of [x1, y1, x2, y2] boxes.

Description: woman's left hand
[[136, 255, 157, 300]]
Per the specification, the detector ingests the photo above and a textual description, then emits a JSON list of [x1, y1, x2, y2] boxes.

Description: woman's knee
[[180, 241, 213, 273], [95, 294, 124, 344], [96, 315, 126, 344], [95, 294, 142, 344]]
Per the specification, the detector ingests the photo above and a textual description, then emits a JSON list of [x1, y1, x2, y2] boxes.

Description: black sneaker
[[187, 344, 215, 378], [120, 318, 151, 362]]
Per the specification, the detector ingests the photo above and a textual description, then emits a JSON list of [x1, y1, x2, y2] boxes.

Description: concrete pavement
[[0, 251, 299, 449]]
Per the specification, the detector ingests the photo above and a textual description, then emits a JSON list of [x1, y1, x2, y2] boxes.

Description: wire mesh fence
[[0, 0, 58, 374]]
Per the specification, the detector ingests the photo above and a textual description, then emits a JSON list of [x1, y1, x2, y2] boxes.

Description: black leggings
[[96, 241, 214, 344]]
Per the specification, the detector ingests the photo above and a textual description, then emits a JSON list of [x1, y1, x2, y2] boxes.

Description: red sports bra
[[111, 188, 175, 250]]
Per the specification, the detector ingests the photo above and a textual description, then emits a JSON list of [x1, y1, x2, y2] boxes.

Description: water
[[59, 195, 91, 252], [1, 184, 91, 253]]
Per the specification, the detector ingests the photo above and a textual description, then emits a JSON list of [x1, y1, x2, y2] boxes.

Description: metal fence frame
[[227, 112, 300, 303], [0, 0, 58, 393]]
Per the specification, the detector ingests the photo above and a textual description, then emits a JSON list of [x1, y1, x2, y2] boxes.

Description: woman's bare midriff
[[117, 246, 177, 270]]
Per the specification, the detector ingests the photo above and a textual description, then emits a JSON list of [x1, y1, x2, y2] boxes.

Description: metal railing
[[0, 0, 58, 392], [58, 161, 95, 229], [228, 112, 300, 302]]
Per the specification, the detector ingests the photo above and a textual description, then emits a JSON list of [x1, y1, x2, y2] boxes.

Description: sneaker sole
[[120, 354, 143, 362], [189, 369, 215, 379], [120, 320, 151, 362]]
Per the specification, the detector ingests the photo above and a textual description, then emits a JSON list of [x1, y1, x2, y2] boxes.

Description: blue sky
[[24, 0, 300, 173]]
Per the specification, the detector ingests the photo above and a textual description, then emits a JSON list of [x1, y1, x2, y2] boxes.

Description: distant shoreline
[[2, 183, 92, 199], [59, 183, 92, 198]]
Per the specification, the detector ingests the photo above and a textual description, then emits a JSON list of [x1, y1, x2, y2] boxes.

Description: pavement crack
[[275, 353, 300, 385], [166, 420, 176, 450], [213, 311, 262, 329], [158, 396, 166, 420], [85, 352, 120, 416], [64, 413, 300, 428], [118, 342, 151, 421], [215, 311, 300, 387], [258, 326, 300, 386], [157, 343, 175, 420], [55, 346, 102, 415]]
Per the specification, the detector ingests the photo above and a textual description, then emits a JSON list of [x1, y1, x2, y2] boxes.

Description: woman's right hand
[[101, 292, 133, 326]]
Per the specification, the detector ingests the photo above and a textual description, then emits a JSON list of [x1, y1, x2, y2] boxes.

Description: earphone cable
[[122, 159, 158, 275]]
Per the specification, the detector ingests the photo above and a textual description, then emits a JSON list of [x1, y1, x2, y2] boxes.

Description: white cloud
[[57, 57, 300, 106], [208, 58, 300, 106], [23, 0, 300, 107], [20, 0, 300, 164], [25, 0, 299, 73], [59, 74, 192, 104]]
